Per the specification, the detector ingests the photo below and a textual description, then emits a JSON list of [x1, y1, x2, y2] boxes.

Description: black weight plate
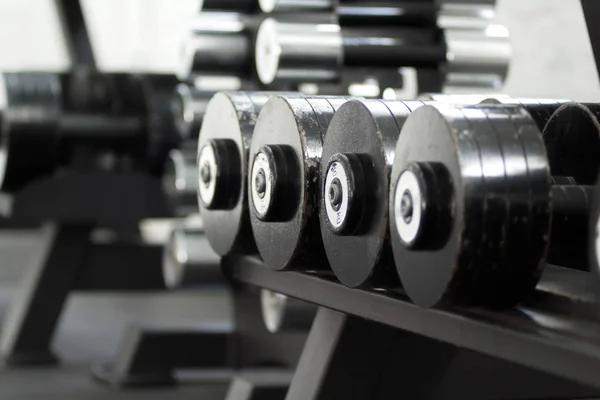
[[543, 103, 600, 185], [249, 96, 334, 271], [504, 105, 552, 295], [515, 100, 555, 133], [390, 104, 485, 308], [460, 107, 511, 308], [320, 100, 404, 288], [0, 73, 62, 191], [198, 92, 263, 255], [479, 105, 537, 308]]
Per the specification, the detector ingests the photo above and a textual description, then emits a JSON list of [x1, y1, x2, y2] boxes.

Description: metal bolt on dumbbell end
[[250, 150, 273, 219], [250, 144, 298, 222], [197, 138, 241, 210], [394, 166, 425, 248], [324, 153, 369, 235], [198, 144, 218, 205]]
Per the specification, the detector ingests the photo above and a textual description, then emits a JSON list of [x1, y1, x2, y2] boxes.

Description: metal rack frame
[[224, 256, 600, 398]]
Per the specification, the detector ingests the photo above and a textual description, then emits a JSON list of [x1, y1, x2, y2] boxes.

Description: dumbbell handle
[[552, 184, 595, 216], [59, 114, 144, 140], [337, 3, 438, 26]]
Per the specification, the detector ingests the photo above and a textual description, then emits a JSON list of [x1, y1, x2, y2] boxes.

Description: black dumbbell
[[179, 12, 254, 83], [255, 17, 510, 91], [197, 92, 299, 256], [319, 99, 429, 287], [255, 18, 445, 86], [171, 83, 212, 140], [389, 101, 599, 309], [248, 95, 356, 271], [0, 72, 179, 191], [162, 142, 198, 216]]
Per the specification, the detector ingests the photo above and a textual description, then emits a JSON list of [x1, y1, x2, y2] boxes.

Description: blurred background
[[0, 0, 598, 100]]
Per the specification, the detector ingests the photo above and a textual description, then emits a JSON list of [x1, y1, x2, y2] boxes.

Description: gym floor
[[0, 231, 231, 399]]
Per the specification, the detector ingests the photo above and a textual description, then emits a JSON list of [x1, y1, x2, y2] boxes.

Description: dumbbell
[[255, 18, 445, 86], [163, 227, 224, 289], [256, 18, 510, 90], [171, 83, 212, 139], [438, 0, 498, 29], [260, 290, 317, 333], [0, 72, 179, 191], [162, 142, 198, 216], [248, 95, 358, 270], [259, 1, 437, 27], [419, 93, 511, 104], [319, 99, 430, 287], [178, 12, 253, 82], [197, 92, 299, 256], [389, 101, 599, 309]]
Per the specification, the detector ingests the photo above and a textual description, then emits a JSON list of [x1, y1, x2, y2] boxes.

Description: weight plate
[[460, 107, 511, 307], [478, 105, 537, 307], [249, 96, 337, 270], [0, 73, 62, 191], [198, 92, 265, 255], [320, 99, 404, 287], [543, 103, 600, 185], [390, 104, 484, 308], [504, 104, 552, 298]]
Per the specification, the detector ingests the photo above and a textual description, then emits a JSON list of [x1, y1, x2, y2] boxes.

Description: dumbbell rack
[[222, 256, 600, 399], [0, 171, 169, 365]]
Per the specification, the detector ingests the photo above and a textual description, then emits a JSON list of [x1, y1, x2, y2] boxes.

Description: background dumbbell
[[255, 18, 446, 87], [162, 142, 198, 216], [163, 227, 224, 289], [203, 0, 258, 12], [260, 290, 317, 333], [178, 12, 255, 86], [260, 1, 438, 27], [0, 71, 179, 191], [171, 83, 213, 140]]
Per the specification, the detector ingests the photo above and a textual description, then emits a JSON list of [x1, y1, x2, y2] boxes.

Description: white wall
[[0, 0, 597, 100], [495, 0, 600, 101]]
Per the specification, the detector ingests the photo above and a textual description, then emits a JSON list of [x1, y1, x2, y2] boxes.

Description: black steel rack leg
[[286, 307, 599, 400], [92, 324, 233, 387], [0, 223, 92, 365], [285, 306, 460, 400]]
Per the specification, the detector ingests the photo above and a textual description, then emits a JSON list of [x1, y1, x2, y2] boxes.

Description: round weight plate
[[543, 103, 600, 185], [460, 107, 511, 307], [198, 92, 264, 255], [390, 104, 484, 308], [478, 105, 539, 308], [249, 96, 336, 271], [0, 73, 62, 191], [320, 100, 404, 288], [497, 104, 551, 303]]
